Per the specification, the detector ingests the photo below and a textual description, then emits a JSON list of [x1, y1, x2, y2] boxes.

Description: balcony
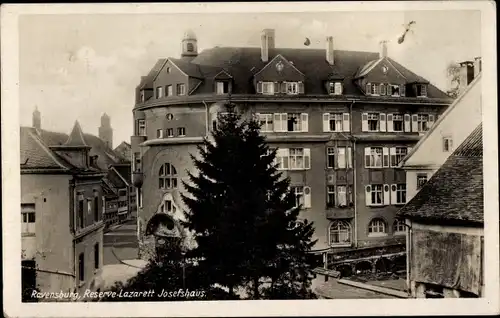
[[326, 207, 355, 220]]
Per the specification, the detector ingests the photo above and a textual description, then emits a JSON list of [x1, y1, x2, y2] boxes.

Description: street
[[103, 218, 139, 265]]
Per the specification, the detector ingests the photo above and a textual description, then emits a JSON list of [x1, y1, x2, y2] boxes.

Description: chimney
[[32, 106, 41, 130], [458, 61, 474, 94], [326, 36, 334, 65], [379, 41, 388, 59], [473, 57, 482, 78], [260, 29, 275, 62]]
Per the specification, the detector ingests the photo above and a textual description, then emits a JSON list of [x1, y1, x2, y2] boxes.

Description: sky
[[19, 9, 481, 147]]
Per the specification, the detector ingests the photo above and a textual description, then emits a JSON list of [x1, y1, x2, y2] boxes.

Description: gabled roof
[[398, 123, 483, 225], [64, 121, 90, 148], [399, 73, 482, 167], [138, 47, 450, 99], [20, 127, 73, 170]]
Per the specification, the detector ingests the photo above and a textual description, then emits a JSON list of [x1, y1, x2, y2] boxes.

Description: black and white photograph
[[1, 1, 498, 317]]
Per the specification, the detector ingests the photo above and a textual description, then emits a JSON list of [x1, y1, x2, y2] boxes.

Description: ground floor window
[[329, 220, 351, 245]]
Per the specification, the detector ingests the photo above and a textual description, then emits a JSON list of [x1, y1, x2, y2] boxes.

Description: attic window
[[186, 43, 194, 52], [416, 84, 427, 97], [390, 85, 400, 97], [156, 86, 164, 99], [166, 67, 171, 74], [140, 90, 145, 102], [328, 82, 343, 95], [216, 81, 229, 95]]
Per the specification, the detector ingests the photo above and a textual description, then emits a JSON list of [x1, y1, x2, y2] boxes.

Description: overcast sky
[[19, 10, 481, 147]]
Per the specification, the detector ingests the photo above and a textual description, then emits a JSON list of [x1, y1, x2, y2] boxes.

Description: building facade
[[21, 121, 106, 299], [114, 141, 132, 162], [398, 124, 484, 298], [131, 29, 452, 260], [400, 61, 482, 201]]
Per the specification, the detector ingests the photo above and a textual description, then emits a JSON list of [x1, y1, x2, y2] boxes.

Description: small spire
[[64, 120, 89, 147]]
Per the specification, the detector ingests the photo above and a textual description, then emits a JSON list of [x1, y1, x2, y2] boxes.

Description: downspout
[[349, 100, 358, 248]]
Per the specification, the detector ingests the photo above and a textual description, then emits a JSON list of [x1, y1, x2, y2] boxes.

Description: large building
[[398, 123, 484, 298], [131, 29, 452, 261]]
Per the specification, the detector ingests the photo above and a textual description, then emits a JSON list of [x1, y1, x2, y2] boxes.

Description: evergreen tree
[[181, 103, 317, 299]]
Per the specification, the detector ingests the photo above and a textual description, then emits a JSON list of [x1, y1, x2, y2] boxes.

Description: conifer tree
[[181, 103, 317, 299]]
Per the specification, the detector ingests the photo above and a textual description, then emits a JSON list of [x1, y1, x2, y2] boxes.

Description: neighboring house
[[114, 141, 131, 162], [399, 61, 482, 201], [108, 163, 136, 222], [131, 28, 453, 263], [20, 121, 106, 299], [398, 123, 484, 298]]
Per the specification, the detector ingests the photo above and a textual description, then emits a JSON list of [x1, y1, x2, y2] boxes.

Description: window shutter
[[387, 114, 394, 132], [400, 84, 406, 96], [274, 82, 279, 93], [303, 186, 311, 208], [281, 82, 287, 94], [364, 147, 371, 168], [383, 147, 389, 167], [304, 148, 311, 169], [257, 81, 263, 93], [428, 114, 435, 128], [365, 83, 371, 95], [301, 113, 309, 132], [298, 81, 305, 94], [411, 114, 419, 132], [283, 148, 290, 169], [281, 113, 288, 132], [342, 113, 350, 132], [404, 114, 411, 132], [379, 113, 387, 132], [380, 84, 386, 95], [365, 185, 372, 206], [383, 184, 390, 205], [323, 113, 330, 132], [273, 113, 281, 132], [374, 85, 380, 95], [390, 184, 397, 204], [390, 147, 396, 167], [362, 113, 369, 132], [347, 147, 353, 168]]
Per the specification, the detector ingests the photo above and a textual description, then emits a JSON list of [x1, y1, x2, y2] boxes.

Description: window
[[140, 91, 145, 102], [94, 243, 99, 270], [329, 113, 343, 132], [393, 219, 405, 234], [291, 186, 304, 207], [367, 113, 380, 131], [166, 128, 174, 137], [328, 82, 343, 95], [258, 113, 273, 132], [416, 84, 427, 97], [186, 43, 194, 52], [159, 163, 178, 189], [275, 149, 289, 170], [21, 203, 36, 234], [326, 186, 335, 207], [176, 84, 186, 96], [417, 174, 428, 189], [166, 85, 173, 97], [370, 83, 379, 95], [166, 113, 174, 121], [77, 196, 84, 229], [177, 127, 186, 136], [262, 82, 274, 95], [162, 199, 176, 213], [286, 82, 299, 95], [367, 184, 383, 205], [93, 191, 99, 222], [166, 67, 171, 73], [395, 184, 406, 204], [216, 81, 229, 95], [390, 85, 400, 96], [289, 148, 311, 170], [417, 114, 429, 132], [137, 120, 146, 136], [368, 218, 387, 236], [287, 113, 302, 132], [156, 86, 163, 99], [327, 147, 335, 168], [390, 147, 408, 167], [78, 253, 85, 283], [329, 221, 351, 245], [133, 152, 141, 171], [337, 186, 347, 206], [443, 137, 453, 152], [156, 129, 163, 138], [337, 147, 346, 169], [392, 114, 404, 132], [365, 147, 383, 168]]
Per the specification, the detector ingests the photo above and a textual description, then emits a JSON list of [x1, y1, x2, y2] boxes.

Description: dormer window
[[328, 82, 343, 95], [390, 85, 400, 97], [156, 86, 163, 99], [369, 83, 379, 96], [262, 82, 275, 95], [216, 81, 229, 95], [286, 82, 299, 95], [416, 84, 427, 97], [166, 85, 173, 97], [176, 84, 186, 96]]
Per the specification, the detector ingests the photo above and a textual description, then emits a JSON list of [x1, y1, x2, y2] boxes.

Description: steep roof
[[140, 47, 450, 99], [398, 123, 483, 225], [111, 163, 132, 185], [64, 121, 90, 147], [20, 127, 73, 170]]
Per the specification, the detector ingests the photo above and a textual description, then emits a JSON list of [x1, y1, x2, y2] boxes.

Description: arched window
[[393, 219, 406, 235], [329, 221, 351, 245], [368, 218, 387, 237], [186, 43, 194, 52], [159, 163, 178, 189]]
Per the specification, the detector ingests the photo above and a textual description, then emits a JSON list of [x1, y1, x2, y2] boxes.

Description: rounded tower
[[98, 113, 113, 149], [32, 106, 41, 130], [181, 30, 198, 58]]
